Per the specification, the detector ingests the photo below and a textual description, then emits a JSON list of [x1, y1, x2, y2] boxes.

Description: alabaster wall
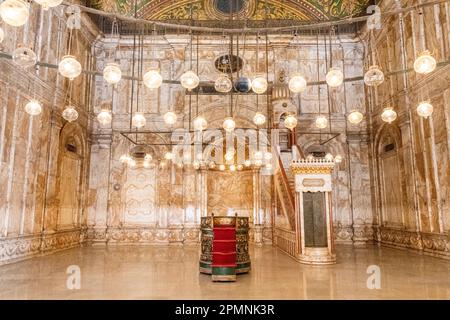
[[0, 4, 98, 264], [88, 33, 370, 246], [366, 0, 450, 258]]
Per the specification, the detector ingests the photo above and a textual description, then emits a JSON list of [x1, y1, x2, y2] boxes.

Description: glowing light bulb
[[364, 65, 384, 87], [209, 162, 216, 169], [132, 112, 146, 128], [193, 116, 207, 131], [58, 55, 82, 80], [33, 0, 63, 11], [165, 152, 173, 160], [62, 105, 78, 122], [381, 107, 397, 124], [180, 70, 199, 90], [326, 67, 344, 87], [144, 153, 153, 161], [97, 109, 112, 126], [284, 114, 297, 130], [12, 45, 36, 68], [416, 101, 433, 119], [229, 164, 236, 172], [163, 111, 177, 126], [289, 73, 307, 93], [223, 117, 236, 132], [25, 100, 42, 116], [237, 164, 243, 171], [214, 73, 232, 93], [253, 112, 266, 126], [251, 75, 268, 94], [244, 160, 251, 167], [254, 159, 263, 167], [103, 62, 121, 84], [225, 150, 235, 162], [219, 164, 225, 171], [347, 111, 364, 124], [414, 51, 436, 75], [334, 155, 343, 163], [253, 151, 263, 160], [120, 154, 131, 163], [325, 153, 334, 161], [315, 115, 328, 129], [0, 0, 29, 27], [143, 69, 163, 89]]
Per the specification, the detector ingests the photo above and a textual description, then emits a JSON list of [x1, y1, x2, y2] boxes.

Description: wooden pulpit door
[[303, 192, 328, 247]]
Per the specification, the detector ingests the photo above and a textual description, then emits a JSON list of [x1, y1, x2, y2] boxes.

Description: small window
[[384, 143, 395, 153], [66, 144, 77, 153]]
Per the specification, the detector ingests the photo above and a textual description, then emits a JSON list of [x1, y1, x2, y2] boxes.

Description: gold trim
[[291, 167, 334, 174]]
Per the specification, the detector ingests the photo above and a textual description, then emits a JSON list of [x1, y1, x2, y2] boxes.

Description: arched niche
[[55, 122, 87, 230], [374, 124, 406, 228]]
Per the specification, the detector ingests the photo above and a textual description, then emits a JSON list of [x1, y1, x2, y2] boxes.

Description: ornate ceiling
[[90, 0, 371, 21]]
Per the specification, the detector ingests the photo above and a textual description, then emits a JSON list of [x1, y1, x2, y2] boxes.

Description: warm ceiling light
[[209, 162, 216, 169], [364, 65, 384, 87], [237, 164, 243, 171], [253, 112, 266, 126], [325, 153, 334, 161], [315, 115, 328, 129], [253, 150, 263, 160], [120, 154, 131, 163], [251, 75, 268, 94], [165, 152, 173, 160], [103, 62, 122, 85], [254, 159, 263, 167], [97, 109, 112, 126], [244, 160, 251, 167], [128, 159, 136, 167], [143, 69, 163, 89], [229, 164, 236, 172], [219, 164, 225, 171], [12, 45, 37, 68], [132, 112, 146, 128], [25, 100, 42, 116], [0, 27, 4, 43], [33, 0, 63, 10], [284, 114, 297, 130], [193, 116, 208, 131], [288, 73, 307, 93], [416, 101, 433, 119], [334, 155, 343, 163], [414, 50, 436, 75], [214, 73, 232, 93], [58, 55, 82, 80], [62, 105, 78, 122], [144, 153, 153, 161], [223, 117, 236, 132], [143, 160, 151, 168], [381, 107, 397, 123], [180, 70, 199, 90], [347, 111, 364, 124], [0, 0, 29, 27], [326, 67, 344, 87], [163, 111, 177, 126], [225, 150, 235, 162]]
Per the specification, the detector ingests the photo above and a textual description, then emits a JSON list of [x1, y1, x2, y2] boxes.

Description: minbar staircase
[[274, 127, 305, 257], [212, 223, 237, 281]]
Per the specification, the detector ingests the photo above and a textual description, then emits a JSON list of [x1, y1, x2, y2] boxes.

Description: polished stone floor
[[0, 244, 449, 299]]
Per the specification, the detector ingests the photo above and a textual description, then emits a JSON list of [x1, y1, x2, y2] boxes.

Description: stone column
[[87, 132, 112, 244], [252, 168, 263, 245]]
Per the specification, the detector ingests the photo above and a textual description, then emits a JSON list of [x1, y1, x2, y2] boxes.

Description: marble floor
[[0, 244, 449, 299]]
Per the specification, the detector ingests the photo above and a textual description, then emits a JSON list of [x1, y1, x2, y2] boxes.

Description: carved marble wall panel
[[367, 0, 450, 258], [207, 171, 253, 217]]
